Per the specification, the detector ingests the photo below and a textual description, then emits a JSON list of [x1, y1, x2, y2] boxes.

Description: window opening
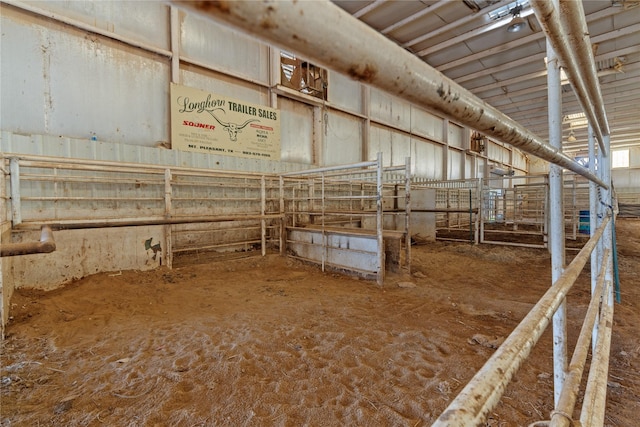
[[612, 149, 629, 168], [280, 51, 328, 100]]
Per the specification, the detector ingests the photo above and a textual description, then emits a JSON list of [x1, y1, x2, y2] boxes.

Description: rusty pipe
[[550, 249, 609, 427], [171, 0, 608, 189], [432, 215, 610, 426], [531, 0, 609, 154], [1, 226, 56, 257]]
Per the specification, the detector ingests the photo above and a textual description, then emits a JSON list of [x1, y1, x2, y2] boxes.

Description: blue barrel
[[579, 210, 590, 234]]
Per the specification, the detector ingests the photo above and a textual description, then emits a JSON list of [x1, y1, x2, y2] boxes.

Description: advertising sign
[[170, 83, 281, 160]]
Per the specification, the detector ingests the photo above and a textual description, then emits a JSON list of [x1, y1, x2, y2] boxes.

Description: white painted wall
[[0, 0, 535, 309]]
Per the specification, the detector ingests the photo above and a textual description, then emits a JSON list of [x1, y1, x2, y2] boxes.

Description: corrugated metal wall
[[1, 1, 530, 178]]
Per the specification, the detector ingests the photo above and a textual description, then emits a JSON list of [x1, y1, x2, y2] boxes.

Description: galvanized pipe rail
[[548, 249, 610, 427], [0, 225, 55, 257], [432, 214, 610, 426], [172, 0, 607, 189]]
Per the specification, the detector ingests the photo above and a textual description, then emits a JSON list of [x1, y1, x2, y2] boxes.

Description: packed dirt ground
[[1, 219, 638, 426]]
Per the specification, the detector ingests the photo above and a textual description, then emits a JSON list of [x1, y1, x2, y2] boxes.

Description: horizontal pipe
[[579, 279, 615, 426], [1, 226, 56, 257], [280, 160, 378, 176], [171, 0, 607, 189], [550, 249, 610, 427], [413, 208, 478, 213], [433, 215, 610, 426], [15, 214, 284, 231]]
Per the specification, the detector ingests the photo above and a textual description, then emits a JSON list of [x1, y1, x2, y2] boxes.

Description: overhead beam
[[435, 6, 624, 73], [353, 0, 387, 18], [172, 0, 607, 188], [456, 45, 640, 85], [380, 0, 449, 35], [402, 0, 511, 49]]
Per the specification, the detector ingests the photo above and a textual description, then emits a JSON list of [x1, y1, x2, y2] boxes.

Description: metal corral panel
[[288, 228, 379, 273], [181, 12, 269, 84]]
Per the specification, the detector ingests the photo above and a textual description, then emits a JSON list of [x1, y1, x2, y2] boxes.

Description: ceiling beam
[[380, 0, 449, 34], [403, 0, 511, 49], [456, 45, 640, 85], [435, 6, 626, 72], [353, 0, 388, 18]]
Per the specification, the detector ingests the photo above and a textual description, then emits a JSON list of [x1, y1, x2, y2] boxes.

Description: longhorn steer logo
[[205, 108, 259, 142]]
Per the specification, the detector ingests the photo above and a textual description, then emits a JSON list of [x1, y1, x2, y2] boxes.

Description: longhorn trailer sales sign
[[170, 83, 281, 160]]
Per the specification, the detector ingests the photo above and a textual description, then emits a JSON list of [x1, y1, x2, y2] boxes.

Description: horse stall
[[411, 178, 480, 244], [280, 154, 410, 285]]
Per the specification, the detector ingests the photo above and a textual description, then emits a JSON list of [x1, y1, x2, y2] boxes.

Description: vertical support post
[[376, 152, 384, 286], [163, 168, 173, 269], [170, 6, 180, 84], [321, 173, 326, 272], [474, 179, 480, 244], [404, 157, 411, 272], [588, 124, 600, 350], [10, 158, 22, 226], [261, 176, 266, 257], [479, 186, 485, 244], [279, 176, 285, 255], [601, 135, 613, 305], [362, 86, 371, 162], [547, 36, 567, 406]]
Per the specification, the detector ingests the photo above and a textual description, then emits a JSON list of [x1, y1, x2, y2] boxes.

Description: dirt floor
[[1, 219, 638, 426]]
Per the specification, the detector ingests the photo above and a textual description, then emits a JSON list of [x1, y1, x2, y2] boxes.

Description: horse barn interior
[[1, 0, 639, 426]]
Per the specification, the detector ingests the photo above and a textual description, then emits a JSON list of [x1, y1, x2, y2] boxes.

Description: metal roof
[[332, 0, 640, 156]]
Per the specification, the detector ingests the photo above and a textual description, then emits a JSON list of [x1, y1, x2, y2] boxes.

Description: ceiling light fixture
[[507, 3, 527, 33], [567, 131, 577, 142]]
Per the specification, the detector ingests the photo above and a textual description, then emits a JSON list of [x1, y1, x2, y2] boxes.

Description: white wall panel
[[181, 13, 268, 84], [368, 125, 392, 163], [324, 110, 362, 165], [328, 72, 362, 114], [1, 15, 47, 134], [1, 11, 169, 145], [512, 149, 527, 171], [182, 68, 268, 105], [22, 0, 170, 50], [448, 149, 463, 179], [630, 147, 640, 168], [370, 88, 410, 131], [369, 127, 411, 166], [279, 98, 314, 164], [48, 34, 169, 145], [391, 132, 411, 166], [411, 107, 444, 142], [448, 123, 464, 148], [413, 139, 443, 180]]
